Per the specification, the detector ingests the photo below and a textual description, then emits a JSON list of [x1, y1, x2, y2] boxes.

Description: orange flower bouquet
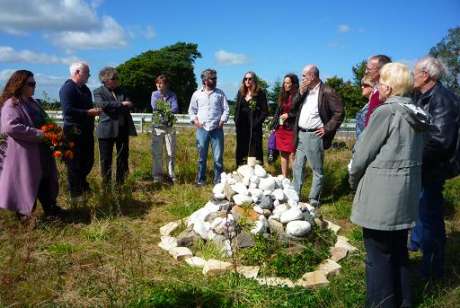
[[40, 123, 75, 161]]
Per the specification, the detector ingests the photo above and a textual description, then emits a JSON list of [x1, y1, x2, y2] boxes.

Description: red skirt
[[275, 126, 295, 153]]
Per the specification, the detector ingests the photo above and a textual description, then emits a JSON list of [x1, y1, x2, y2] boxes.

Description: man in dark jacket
[[409, 56, 460, 279], [94, 66, 137, 186], [59, 62, 101, 201], [288, 65, 344, 206]]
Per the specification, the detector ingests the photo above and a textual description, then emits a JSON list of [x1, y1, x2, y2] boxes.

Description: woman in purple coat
[[0, 70, 64, 221]]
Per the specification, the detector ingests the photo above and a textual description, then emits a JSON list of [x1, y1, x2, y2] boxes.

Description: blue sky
[[0, 0, 458, 104]]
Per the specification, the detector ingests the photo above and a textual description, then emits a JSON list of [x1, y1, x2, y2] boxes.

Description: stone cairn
[[158, 163, 358, 288]]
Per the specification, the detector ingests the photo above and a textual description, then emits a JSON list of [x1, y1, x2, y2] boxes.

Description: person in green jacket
[[349, 63, 430, 308]]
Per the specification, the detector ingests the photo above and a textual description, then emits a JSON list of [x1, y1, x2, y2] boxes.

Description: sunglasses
[[207, 77, 217, 81], [26, 81, 36, 87], [361, 84, 372, 88], [244, 77, 253, 81], [110, 76, 119, 81]]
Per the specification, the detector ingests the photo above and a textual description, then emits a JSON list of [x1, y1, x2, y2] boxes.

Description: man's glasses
[[208, 77, 217, 81], [26, 81, 36, 87], [110, 76, 119, 81]]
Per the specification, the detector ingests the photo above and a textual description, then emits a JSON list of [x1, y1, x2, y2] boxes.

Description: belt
[[298, 127, 317, 132]]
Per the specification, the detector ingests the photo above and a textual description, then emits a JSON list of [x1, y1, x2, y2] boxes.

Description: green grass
[[0, 131, 459, 307]]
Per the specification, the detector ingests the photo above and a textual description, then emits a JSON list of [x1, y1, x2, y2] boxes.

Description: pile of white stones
[[157, 162, 359, 288]]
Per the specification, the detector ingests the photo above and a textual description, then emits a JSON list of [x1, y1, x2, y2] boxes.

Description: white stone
[[212, 183, 225, 195], [280, 207, 304, 224], [273, 199, 280, 207], [160, 221, 180, 236], [286, 220, 312, 237], [168, 247, 193, 261], [202, 259, 233, 275], [330, 247, 348, 262], [254, 165, 267, 177], [263, 190, 273, 196], [256, 277, 295, 288], [213, 192, 225, 200], [158, 236, 178, 251], [272, 189, 285, 201], [335, 236, 358, 253], [251, 216, 268, 235], [233, 194, 253, 206], [248, 188, 262, 199], [299, 202, 315, 212], [317, 259, 342, 277], [237, 165, 254, 179], [284, 188, 299, 202], [297, 271, 329, 288], [272, 203, 289, 216], [288, 199, 298, 208], [253, 205, 264, 214], [193, 220, 212, 240], [242, 176, 250, 187], [281, 178, 291, 189], [250, 175, 260, 185], [185, 256, 207, 268], [324, 220, 341, 234], [231, 182, 249, 195], [259, 177, 276, 191], [237, 266, 260, 279], [249, 183, 258, 190]]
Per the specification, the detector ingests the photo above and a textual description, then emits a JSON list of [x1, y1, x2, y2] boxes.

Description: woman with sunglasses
[[355, 75, 376, 139], [0, 70, 64, 222], [234, 71, 268, 166]]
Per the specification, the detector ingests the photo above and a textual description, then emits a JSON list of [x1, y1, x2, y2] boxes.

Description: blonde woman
[[349, 63, 430, 307]]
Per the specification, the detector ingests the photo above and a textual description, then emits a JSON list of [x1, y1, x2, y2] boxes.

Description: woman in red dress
[[271, 73, 299, 177]]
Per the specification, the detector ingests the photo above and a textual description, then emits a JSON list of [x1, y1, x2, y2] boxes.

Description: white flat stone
[[272, 189, 285, 201], [231, 182, 249, 195], [237, 266, 260, 279], [168, 246, 193, 261], [259, 177, 276, 191], [253, 205, 264, 214], [335, 236, 358, 253], [324, 220, 341, 234], [284, 188, 299, 202], [256, 277, 295, 288], [202, 259, 233, 275], [237, 165, 254, 178], [330, 247, 348, 262], [317, 259, 342, 277], [158, 236, 177, 251], [212, 183, 225, 195], [233, 194, 253, 205], [160, 221, 180, 236], [254, 165, 267, 177], [297, 271, 329, 288], [185, 256, 207, 268]]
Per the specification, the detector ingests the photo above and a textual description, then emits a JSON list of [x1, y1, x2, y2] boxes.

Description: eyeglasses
[[110, 76, 119, 81], [244, 77, 253, 81], [361, 84, 372, 88], [208, 77, 217, 81], [26, 81, 36, 87]]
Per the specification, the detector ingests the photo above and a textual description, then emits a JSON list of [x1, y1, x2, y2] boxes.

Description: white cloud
[[144, 25, 156, 39], [338, 24, 351, 33], [215, 50, 249, 65], [0, 0, 99, 34], [0, 69, 65, 86], [0, 46, 80, 65], [48, 16, 127, 50], [127, 25, 156, 40], [0, 0, 129, 50]]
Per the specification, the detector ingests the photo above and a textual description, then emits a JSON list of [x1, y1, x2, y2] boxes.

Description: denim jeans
[[410, 179, 446, 278], [151, 126, 176, 181], [292, 131, 324, 204], [195, 127, 224, 184], [363, 228, 412, 308]]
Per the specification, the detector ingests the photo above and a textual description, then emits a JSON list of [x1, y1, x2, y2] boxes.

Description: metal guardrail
[[45, 111, 356, 134]]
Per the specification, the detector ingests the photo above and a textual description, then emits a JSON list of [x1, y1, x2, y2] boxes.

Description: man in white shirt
[[287, 65, 344, 206], [188, 69, 229, 186]]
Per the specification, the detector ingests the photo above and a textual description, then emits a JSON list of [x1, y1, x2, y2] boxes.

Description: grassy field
[[0, 130, 459, 307]]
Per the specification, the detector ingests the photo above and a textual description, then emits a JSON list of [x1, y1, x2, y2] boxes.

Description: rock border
[[158, 217, 357, 289]]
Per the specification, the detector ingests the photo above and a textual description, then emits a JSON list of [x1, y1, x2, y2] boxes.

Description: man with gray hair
[[188, 69, 229, 186], [409, 56, 459, 279], [59, 62, 101, 201], [284, 64, 344, 206]]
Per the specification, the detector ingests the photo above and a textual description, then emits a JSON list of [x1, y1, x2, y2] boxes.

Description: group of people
[[0, 54, 458, 306]]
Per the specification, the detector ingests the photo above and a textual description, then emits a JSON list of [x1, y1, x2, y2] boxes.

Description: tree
[[116, 42, 202, 112], [429, 26, 460, 96], [352, 60, 367, 86], [325, 76, 365, 119]]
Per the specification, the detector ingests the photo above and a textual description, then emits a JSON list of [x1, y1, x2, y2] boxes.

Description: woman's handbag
[[267, 131, 278, 164]]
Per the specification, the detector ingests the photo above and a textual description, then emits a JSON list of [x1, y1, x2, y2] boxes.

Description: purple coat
[[0, 98, 59, 216]]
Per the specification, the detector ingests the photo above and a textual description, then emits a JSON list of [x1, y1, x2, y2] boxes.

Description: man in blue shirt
[[188, 69, 229, 186], [59, 62, 101, 200]]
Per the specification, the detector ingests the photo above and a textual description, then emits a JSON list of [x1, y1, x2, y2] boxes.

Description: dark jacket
[[94, 86, 137, 139], [289, 82, 344, 149], [415, 82, 459, 180], [234, 89, 269, 165], [59, 79, 94, 130]]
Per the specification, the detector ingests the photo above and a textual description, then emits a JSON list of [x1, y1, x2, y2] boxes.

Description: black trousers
[[65, 127, 94, 197], [98, 130, 129, 185], [363, 228, 412, 308]]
